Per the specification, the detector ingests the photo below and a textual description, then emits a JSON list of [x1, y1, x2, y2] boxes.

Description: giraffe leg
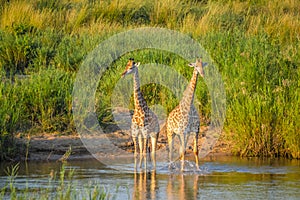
[[167, 134, 174, 169], [150, 135, 157, 169], [132, 136, 138, 170], [139, 129, 149, 170], [143, 137, 148, 170], [193, 134, 199, 170], [179, 135, 185, 171], [132, 126, 139, 171], [138, 134, 144, 169]]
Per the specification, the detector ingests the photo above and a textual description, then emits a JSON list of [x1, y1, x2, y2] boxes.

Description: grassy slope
[[0, 0, 299, 159]]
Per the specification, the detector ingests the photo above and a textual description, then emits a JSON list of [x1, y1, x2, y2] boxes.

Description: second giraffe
[[166, 58, 207, 171]]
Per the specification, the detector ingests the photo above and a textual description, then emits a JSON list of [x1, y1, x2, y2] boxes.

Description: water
[[0, 157, 299, 199]]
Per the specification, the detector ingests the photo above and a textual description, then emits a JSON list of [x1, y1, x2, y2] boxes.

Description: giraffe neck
[[179, 68, 198, 112], [133, 69, 146, 109]]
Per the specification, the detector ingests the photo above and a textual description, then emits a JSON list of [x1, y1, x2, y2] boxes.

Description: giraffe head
[[188, 57, 207, 77], [121, 58, 140, 77]]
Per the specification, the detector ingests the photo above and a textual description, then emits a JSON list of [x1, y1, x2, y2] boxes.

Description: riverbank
[[14, 128, 232, 162]]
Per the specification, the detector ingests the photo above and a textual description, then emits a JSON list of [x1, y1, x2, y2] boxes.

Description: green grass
[[0, 0, 299, 159], [200, 31, 300, 157]]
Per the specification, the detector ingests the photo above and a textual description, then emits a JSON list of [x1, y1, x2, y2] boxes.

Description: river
[[0, 156, 299, 199]]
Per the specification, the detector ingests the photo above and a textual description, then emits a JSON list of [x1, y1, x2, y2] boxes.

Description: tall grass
[[200, 30, 299, 157], [0, 0, 299, 159]]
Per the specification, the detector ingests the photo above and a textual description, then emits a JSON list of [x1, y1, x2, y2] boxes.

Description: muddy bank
[[15, 127, 232, 162]]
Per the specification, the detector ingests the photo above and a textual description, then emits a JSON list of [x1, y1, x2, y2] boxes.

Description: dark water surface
[[1, 156, 299, 199]]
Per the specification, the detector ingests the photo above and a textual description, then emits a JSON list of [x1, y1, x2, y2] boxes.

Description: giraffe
[[121, 58, 159, 170], [166, 57, 207, 171]]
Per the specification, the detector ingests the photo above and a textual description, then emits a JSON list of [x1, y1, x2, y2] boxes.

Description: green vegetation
[[0, 0, 299, 159], [1, 163, 109, 200]]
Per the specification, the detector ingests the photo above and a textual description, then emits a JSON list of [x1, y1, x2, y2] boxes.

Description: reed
[[0, 163, 108, 200]]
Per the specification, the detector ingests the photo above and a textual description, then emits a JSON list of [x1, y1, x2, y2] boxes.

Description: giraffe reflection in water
[[132, 171, 157, 200], [132, 170, 200, 200], [166, 174, 199, 200]]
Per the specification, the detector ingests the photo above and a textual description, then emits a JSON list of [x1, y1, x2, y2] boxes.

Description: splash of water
[[165, 160, 209, 175]]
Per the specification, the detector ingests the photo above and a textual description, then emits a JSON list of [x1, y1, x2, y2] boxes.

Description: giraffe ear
[[188, 63, 196, 67], [202, 62, 208, 67], [135, 62, 140, 67]]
